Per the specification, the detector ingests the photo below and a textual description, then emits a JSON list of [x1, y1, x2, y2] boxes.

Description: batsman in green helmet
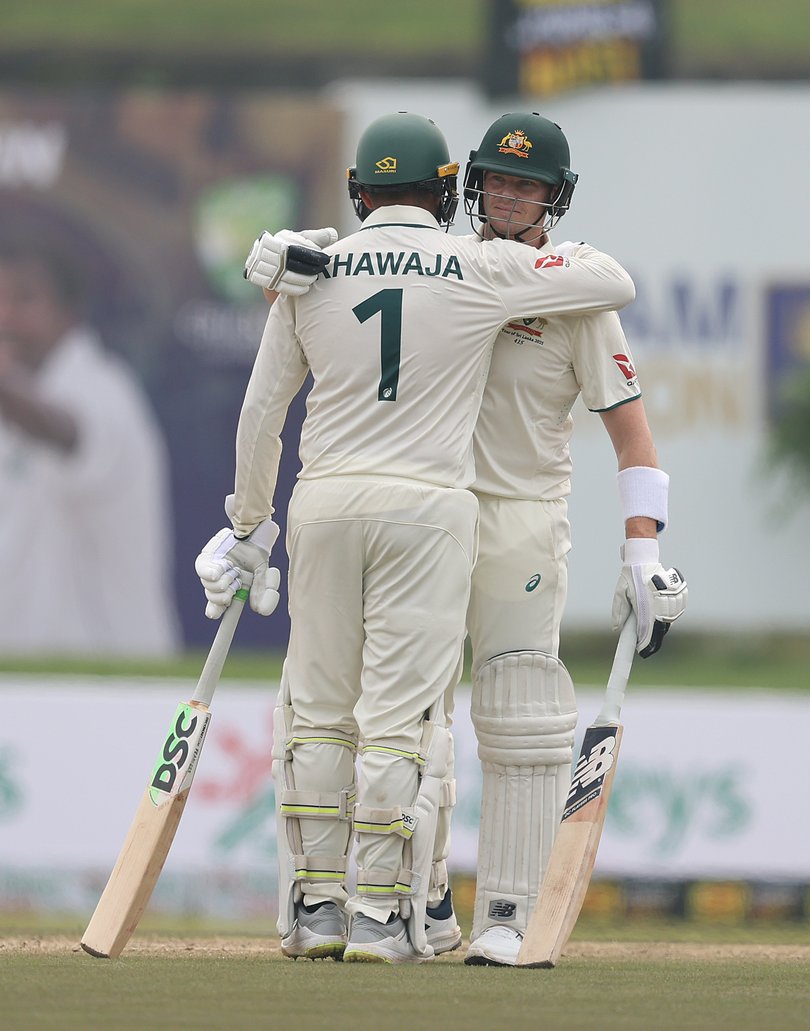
[[347, 111, 459, 227], [240, 108, 684, 970], [464, 111, 578, 243]]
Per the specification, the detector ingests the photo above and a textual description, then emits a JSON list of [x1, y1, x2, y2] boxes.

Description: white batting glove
[[553, 240, 580, 258], [612, 538, 687, 658], [243, 227, 338, 296], [195, 513, 281, 620]]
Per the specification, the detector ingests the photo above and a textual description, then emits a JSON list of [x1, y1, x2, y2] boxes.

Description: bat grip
[[191, 588, 248, 708], [594, 612, 637, 727]]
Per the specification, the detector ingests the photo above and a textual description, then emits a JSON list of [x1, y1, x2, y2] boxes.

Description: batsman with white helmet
[[201, 110, 636, 965]]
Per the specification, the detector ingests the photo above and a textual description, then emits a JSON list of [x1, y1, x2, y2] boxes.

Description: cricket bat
[[517, 613, 637, 968], [81, 589, 248, 958]]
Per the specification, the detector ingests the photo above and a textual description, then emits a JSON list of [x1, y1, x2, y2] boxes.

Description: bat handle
[[191, 588, 249, 708], [594, 612, 637, 727]]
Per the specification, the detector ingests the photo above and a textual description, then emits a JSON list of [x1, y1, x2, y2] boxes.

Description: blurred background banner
[[484, 0, 670, 97], [0, 91, 342, 650], [2, 80, 809, 645], [3, 678, 808, 917]]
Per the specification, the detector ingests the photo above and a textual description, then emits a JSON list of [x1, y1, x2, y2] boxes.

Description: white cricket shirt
[[472, 240, 643, 501], [232, 207, 634, 534]]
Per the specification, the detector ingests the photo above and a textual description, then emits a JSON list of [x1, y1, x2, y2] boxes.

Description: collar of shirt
[[472, 228, 556, 254], [358, 204, 441, 232]]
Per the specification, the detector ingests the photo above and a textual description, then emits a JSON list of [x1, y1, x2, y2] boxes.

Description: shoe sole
[[282, 940, 346, 961], [463, 953, 514, 967], [344, 949, 392, 964], [344, 946, 433, 965], [429, 930, 463, 955]]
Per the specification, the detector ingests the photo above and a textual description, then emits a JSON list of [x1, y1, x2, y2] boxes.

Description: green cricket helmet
[[463, 112, 578, 235], [347, 112, 459, 227]]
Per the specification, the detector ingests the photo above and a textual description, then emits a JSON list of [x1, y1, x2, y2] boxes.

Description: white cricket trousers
[[284, 476, 478, 913], [467, 494, 571, 672]]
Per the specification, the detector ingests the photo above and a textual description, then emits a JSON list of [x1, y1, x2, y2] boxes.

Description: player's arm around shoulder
[[481, 235, 635, 322], [554, 240, 635, 308], [244, 227, 339, 303]]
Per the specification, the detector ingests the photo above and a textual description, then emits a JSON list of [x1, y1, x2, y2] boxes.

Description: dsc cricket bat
[[80, 589, 248, 958], [517, 613, 637, 968]]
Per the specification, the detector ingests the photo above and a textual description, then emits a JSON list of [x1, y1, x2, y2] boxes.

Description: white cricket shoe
[[425, 889, 463, 954], [344, 913, 434, 964], [464, 926, 523, 966], [281, 901, 347, 960]]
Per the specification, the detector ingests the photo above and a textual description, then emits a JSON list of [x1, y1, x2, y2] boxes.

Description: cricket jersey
[[232, 207, 634, 535], [472, 240, 643, 502]]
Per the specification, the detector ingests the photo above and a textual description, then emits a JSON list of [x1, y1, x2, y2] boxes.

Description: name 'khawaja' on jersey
[[231, 206, 635, 535]]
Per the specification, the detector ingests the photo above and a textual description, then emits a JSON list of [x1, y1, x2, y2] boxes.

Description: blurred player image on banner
[[246, 111, 687, 966], [0, 238, 180, 656], [198, 111, 636, 964]]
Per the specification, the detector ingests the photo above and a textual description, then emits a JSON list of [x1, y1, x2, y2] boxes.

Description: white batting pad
[[471, 651, 577, 941]]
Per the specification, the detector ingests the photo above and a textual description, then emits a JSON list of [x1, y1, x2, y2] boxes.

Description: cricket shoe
[[281, 900, 347, 960], [464, 926, 523, 966], [425, 888, 462, 954], [344, 913, 434, 964]]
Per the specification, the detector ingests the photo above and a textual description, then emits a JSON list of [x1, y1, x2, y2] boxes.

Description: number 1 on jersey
[[353, 288, 402, 401]]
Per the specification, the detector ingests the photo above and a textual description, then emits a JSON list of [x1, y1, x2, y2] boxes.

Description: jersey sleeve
[[232, 297, 309, 535], [572, 310, 643, 412], [483, 238, 635, 321]]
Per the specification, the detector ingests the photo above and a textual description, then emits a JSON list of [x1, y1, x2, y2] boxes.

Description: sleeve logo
[[613, 353, 637, 380], [535, 255, 565, 270]]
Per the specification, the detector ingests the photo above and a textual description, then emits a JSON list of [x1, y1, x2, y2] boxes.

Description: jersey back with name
[[292, 218, 510, 488]]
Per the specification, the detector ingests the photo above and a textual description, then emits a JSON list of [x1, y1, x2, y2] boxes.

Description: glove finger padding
[[612, 539, 687, 658], [250, 566, 281, 617], [244, 229, 332, 296], [195, 514, 280, 619], [299, 227, 338, 248]]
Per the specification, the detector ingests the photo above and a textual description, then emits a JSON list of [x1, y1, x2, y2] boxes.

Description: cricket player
[[198, 111, 635, 965], [245, 111, 687, 966]]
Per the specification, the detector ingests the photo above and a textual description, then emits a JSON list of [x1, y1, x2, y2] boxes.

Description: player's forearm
[[558, 246, 635, 315], [498, 242, 635, 321], [232, 391, 285, 536]]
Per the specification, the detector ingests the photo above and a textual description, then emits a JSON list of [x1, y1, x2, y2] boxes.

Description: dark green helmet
[[348, 112, 459, 227], [464, 112, 578, 234]]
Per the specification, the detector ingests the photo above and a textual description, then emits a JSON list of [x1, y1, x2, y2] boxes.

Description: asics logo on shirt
[[525, 573, 542, 592]]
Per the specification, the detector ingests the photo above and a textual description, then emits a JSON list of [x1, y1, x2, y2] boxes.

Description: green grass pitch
[[3, 913, 810, 1031], [2, 935, 809, 1031]]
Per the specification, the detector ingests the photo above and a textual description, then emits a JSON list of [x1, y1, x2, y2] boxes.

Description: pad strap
[[356, 866, 416, 897], [293, 854, 348, 883], [280, 787, 356, 821], [353, 804, 417, 839]]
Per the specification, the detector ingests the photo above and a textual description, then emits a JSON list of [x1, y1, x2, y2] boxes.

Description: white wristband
[[621, 537, 660, 565], [617, 466, 669, 532]]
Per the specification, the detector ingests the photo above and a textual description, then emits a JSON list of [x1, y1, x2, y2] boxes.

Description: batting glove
[[195, 514, 281, 620], [611, 538, 687, 657], [243, 227, 338, 296]]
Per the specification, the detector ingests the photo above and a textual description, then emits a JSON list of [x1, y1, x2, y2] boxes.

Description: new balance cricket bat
[[517, 613, 637, 968], [81, 589, 248, 958]]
